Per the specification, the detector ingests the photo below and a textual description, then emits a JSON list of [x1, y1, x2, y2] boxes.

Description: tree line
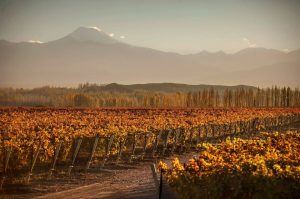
[[0, 86, 299, 107]]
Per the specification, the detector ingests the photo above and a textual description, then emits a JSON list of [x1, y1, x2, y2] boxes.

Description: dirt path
[[0, 151, 196, 199], [33, 163, 158, 199], [31, 152, 197, 199]]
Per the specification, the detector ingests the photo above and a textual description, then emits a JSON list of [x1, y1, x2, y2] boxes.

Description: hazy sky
[[0, 0, 299, 54]]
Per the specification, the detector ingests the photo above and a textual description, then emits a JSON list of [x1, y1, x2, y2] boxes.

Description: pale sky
[[0, 0, 299, 54]]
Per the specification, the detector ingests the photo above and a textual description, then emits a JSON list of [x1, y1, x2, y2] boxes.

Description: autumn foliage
[[162, 131, 300, 199], [0, 107, 300, 171]]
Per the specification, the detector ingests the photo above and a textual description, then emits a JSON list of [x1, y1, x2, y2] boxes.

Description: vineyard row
[[1, 113, 300, 189]]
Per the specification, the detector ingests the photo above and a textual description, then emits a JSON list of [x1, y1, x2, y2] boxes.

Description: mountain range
[[0, 27, 299, 88]]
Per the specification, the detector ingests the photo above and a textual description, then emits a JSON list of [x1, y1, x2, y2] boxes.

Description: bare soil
[[0, 151, 198, 199]]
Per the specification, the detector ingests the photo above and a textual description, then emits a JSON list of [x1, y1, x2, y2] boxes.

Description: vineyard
[[1, 107, 300, 193], [159, 130, 300, 198]]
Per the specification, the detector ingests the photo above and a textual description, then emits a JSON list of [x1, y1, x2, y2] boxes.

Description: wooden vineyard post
[[216, 124, 221, 137], [268, 118, 273, 132], [67, 138, 82, 176], [271, 117, 275, 131], [162, 130, 171, 157], [282, 116, 286, 129], [171, 129, 180, 155], [150, 163, 178, 199], [101, 135, 114, 167], [179, 129, 186, 153], [244, 121, 248, 133], [250, 120, 253, 132], [248, 120, 252, 133], [277, 116, 281, 130], [279, 116, 283, 128], [218, 124, 222, 137], [159, 169, 163, 199], [0, 143, 12, 190], [276, 116, 280, 127], [217, 124, 221, 137], [152, 131, 162, 158], [242, 121, 246, 133], [275, 117, 278, 127], [129, 134, 136, 163], [187, 128, 194, 152], [26, 140, 42, 183], [204, 125, 209, 142], [278, 116, 283, 131], [141, 133, 149, 160], [273, 117, 277, 131], [244, 120, 247, 133], [242, 121, 247, 134], [231, 123, 234, 135], [269, 118, 273, 130], [219, 124, 228, 136], [150, 163, 160, 195], [227, 123, 230, 136], [48, 141, 62, 178], [211, 124, 215, 138], [218, 124, 222, 136], [116, 135, 127, 163], [227, 123, 230, 135], [215, 124, 218, 137], [274, 117, 278, 129], [211, 124, 218, 138], [285, 116, 289, 126], [268, 117, 272, 131], [264, 118, 268, 131], [245, 120, 248, 133], [223, 124, 227, 137], [252, 118, 257, 133], [278, 116, 282, 131], [240, 121, 243, 133], [234, 122, 238, 135], [195, 127, 201, 146], [239, 121, 243, 134], [227, 123, 231, 135], [195, 127, 200, 145], [281, 116, 285, 128], [243, 121, 248, 134], [85, 135, 99, 170]]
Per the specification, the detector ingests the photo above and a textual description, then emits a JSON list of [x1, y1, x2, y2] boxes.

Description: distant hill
[[77, 83, 256, 93], [104, 83, 256, 93], [0, 27, 299, 88], [0, 83, 256, 98]]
